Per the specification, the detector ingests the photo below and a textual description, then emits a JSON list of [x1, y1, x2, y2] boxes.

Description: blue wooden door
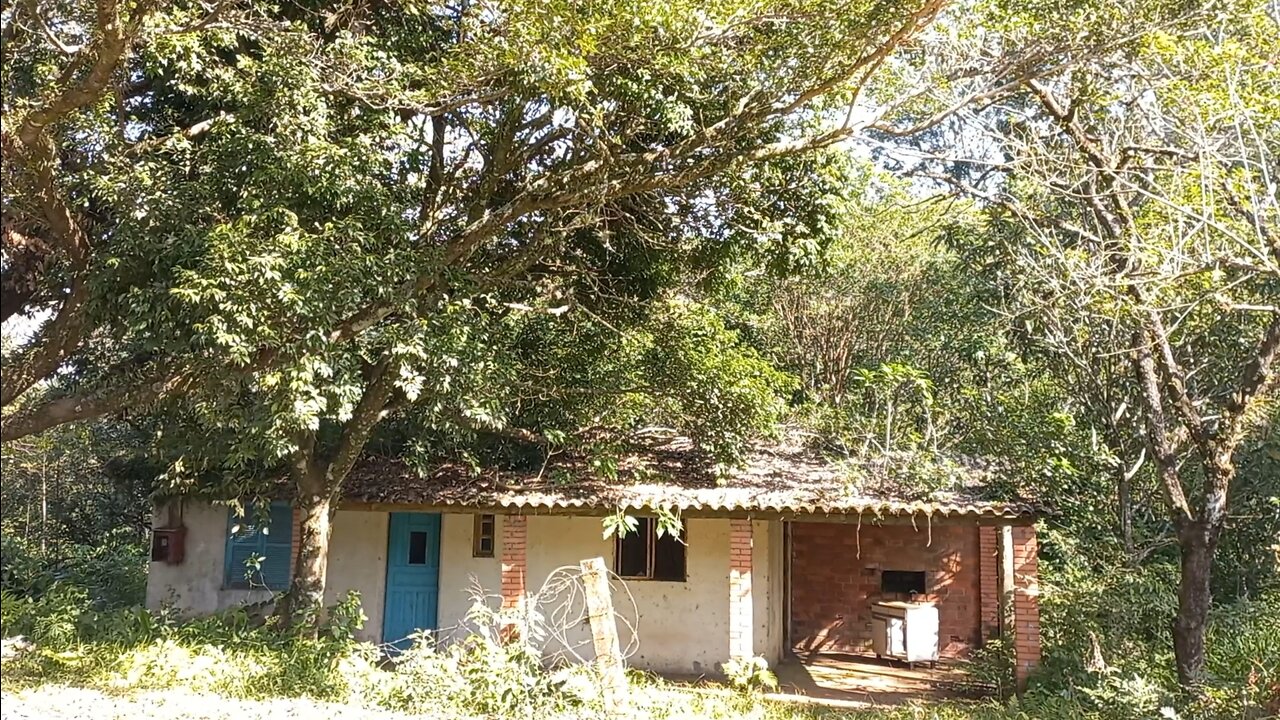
[[383, 512, 441, 650]]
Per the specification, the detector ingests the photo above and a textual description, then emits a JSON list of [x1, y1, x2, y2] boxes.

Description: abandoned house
[[146, 437, 1046, 690]]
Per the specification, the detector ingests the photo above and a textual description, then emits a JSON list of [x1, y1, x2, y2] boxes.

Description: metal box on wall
[[150, 526, 186, 564]]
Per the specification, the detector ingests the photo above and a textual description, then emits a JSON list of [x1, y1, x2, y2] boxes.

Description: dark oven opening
[[881, 570, 926, 595]]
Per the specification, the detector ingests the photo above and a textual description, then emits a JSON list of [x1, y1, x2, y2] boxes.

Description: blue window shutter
[[260, 502, 294, 591], [224, 505, 261, 589], [224, 501, 293, 591]]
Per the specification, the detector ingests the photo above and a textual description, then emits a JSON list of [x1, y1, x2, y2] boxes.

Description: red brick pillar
[[1012, 525, 1041, 691], [978, 526, 1000, 640], [729, 519, 753, 660], [290, 507, 303, 574], [501, 514, 527, 609]]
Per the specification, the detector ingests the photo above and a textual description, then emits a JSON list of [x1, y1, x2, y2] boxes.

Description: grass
[[4, 585, 1276, 720]]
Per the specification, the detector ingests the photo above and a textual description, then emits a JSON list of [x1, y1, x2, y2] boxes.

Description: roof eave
[[337, 499, 1041, 525]]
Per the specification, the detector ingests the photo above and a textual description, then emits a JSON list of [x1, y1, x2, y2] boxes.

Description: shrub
[[0, 531, 147, 610], [966, 637, 1014, 698], [353, 597, 599, 717], [722, 655, 779, 693], [1, 585, 606, 718], [1028, 551, 1278, 720], [1194, 591, 1280, 719]]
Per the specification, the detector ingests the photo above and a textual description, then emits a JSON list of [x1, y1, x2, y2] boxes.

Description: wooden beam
[[999, 525, 1016, 642]]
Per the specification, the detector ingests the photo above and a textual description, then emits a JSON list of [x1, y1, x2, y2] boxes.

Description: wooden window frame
[[614, 517, 687, 582], [472, 513, 496, 558]]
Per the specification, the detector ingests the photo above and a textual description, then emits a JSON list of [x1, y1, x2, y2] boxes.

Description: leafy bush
[[1, 531, 147, 609], [966, 637, 1014, 698], [1026, 546, 1278, 720], [2, 547, 1274, 720], [1, 583, 604, 718], [722, 655, 779, 693], [349, 597, 600, 717], [1193, 592, 1280, 719]]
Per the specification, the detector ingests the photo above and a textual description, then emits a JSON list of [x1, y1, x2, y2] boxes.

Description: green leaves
[[601, 510, 640, 540]]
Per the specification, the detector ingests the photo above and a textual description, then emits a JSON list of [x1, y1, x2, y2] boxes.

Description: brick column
[[501, 514, 527, 609], [728, 518, 753, 660], [290, 507, 303, 575], [978, 526, 1000, 640], [1011, 525, 1041, 691]]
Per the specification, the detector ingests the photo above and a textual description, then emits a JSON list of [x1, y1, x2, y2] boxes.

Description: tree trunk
[[1117, 465, 1134, 559], [41, 458, 48, 553], [1173, 521, 1218, 687], [277, 466, 334, 631], [273, 363, 398, 631]]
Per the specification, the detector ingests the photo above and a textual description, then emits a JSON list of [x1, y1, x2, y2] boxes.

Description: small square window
[[614, 517, 686, 581], [473, 514, 496, 558]]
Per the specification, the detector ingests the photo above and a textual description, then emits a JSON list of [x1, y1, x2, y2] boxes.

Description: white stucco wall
[[525, 514, 609, 665], [322, 510, 389, 643], [521, 515, 783, 676], [147, 501, 275, 613], [147, 502, 388, 643], [437, 512, 503, 636], [753, 519, 786, 663], [148, 504, 783, 675]]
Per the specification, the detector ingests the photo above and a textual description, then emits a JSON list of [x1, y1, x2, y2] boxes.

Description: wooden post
[[580, 556, 625, 706], [999, 524, 1016, 641]]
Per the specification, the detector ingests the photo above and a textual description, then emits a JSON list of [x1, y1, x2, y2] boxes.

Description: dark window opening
[[617, 518, 650, 577], [473, 514, 496, 558], [653, 532, 686, 580], [614, 517, 686, 581], [881, 570, 927, 595], [408, 530, 429, 565]]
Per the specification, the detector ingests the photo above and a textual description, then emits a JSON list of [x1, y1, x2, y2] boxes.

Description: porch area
[[784, 518, 1041, 692], [772, 653, 976, 707], [670, 652, 980, 709]]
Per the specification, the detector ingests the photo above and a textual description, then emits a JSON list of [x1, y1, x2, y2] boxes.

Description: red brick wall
[[501, 514, 527, 609], [790, 521, 982, 658], [1012, 525, 1041, 688], [728, 519, 753, 659], [978, 526, 999, 639]]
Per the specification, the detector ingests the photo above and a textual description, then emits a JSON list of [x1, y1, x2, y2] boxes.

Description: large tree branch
[[0, 364, 193, 441], [651, 0, 947, 169], [1, 279, 89, 407], [321, 359, 400, 492], [16, 0, 140, 147], [1133, 329, 1194, 524], [2, 133, 96, 408], [4, 1, 947, 443], [1142, 307, 1210, 453], [4, 0, 161, 411], [0, 348, 279, 442], [1220, 314, 1280, 448]]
